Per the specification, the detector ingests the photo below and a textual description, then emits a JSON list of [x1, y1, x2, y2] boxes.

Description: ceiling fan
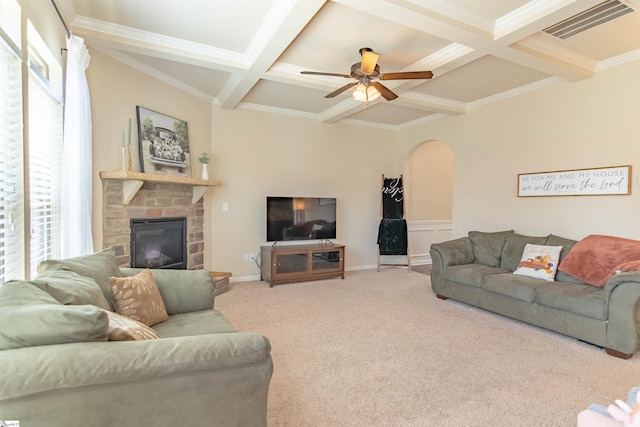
[[300, 47, 433, 102]]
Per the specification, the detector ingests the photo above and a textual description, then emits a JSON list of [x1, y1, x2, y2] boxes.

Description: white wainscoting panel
[[407, 220, 452, 265]]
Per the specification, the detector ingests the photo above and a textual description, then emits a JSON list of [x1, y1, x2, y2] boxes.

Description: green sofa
[[430, 231, 640, 359], [0, 248, 272, 426]]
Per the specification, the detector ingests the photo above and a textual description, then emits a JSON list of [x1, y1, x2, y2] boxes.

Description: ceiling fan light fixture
[[353, 83, 380, 102]]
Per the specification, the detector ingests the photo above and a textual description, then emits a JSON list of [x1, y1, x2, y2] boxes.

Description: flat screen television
[[266, 196, 337, 242]]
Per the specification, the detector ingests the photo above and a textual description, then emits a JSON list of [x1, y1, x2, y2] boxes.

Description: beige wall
[[208, 108, 397, 278], [406, 140, 453, 221], [88, 50, 398, 278], [398, 59, 640, 241], [88, 50, 212, 252], [88, 47, 640, 277]]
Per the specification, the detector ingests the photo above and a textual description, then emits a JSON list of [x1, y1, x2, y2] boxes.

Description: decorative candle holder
[[127, 144, 133, 171]]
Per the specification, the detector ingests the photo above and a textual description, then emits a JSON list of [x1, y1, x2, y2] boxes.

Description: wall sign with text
[[518, 165, 631, 197]]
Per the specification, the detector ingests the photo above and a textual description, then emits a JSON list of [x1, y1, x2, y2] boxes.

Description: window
[[28, 65, 63, 277], [0, 1, 64, 284], [0, 36, 24, 283], [27, 22, 63, 278]]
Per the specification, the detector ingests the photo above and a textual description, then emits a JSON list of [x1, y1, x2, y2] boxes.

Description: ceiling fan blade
[[360, 50, 379, 75], [325, 82, 358, 98], [372, 82, 398, 101], [301, 71, 352, 78], [379, 71, 434, 80]]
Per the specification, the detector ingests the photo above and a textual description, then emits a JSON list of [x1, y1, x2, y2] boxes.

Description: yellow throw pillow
[[105, 310, 161, 341], [108, 269, 169, 326]]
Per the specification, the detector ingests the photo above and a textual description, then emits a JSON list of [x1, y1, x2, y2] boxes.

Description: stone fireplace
[[102, 178, 205, 269]]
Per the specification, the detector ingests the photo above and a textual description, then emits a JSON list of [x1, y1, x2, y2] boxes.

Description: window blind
[[28, 61, 63, 278], [0, 38, 24, 284]]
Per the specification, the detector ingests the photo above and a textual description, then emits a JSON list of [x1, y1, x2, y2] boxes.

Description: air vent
[[543, 0, 634, 39]]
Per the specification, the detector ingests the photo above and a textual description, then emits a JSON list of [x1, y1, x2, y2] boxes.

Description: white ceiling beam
[[334, 0, 494, 48], [90, 46, 216, 103], [337, 0, 604, 83], [217, 0, 326, 109], [317, 98, 381, 124], [506, 34, 597, 80], [394, 92, 467, 115], [71, 17, 249, 72]]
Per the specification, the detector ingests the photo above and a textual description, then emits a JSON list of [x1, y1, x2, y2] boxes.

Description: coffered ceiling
[[55, 0, 640, 129]]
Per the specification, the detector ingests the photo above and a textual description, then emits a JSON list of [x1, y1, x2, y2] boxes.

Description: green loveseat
[[430, 231, 640, 359], [0, 248, 272, 426]]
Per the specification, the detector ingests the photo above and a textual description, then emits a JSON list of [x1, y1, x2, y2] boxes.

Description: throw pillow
[[38, 247, 122, 310], [0, 280, 109, 351], [105, 311, 162, 341], [30, 264, 111, 310], [108, 268, 169, 326], [558, 235, 640, 287], [513, 244, 563, 281], [468, 230, 513, 267]]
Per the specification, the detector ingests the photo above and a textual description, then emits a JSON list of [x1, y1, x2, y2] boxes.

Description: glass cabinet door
[[275, 253, 308, 274], [311, 250, 341, 272]]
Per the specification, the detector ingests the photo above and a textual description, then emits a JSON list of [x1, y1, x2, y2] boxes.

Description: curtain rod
[[49, 0, 71, 38]]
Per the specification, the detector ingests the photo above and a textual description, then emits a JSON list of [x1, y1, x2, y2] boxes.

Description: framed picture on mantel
[[136, 106, 192, 178]]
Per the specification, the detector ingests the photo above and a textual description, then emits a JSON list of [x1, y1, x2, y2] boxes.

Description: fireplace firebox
[[130, 217, 187, 269]]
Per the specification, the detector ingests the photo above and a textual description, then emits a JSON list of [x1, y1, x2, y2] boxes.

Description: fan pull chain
[[362, 91, 370, 114]]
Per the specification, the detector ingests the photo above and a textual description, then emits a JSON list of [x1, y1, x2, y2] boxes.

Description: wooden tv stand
[[260, 243, 345, 287]]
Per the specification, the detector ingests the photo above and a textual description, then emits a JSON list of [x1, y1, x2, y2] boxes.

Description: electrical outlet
[[248, 253, 255, 262]]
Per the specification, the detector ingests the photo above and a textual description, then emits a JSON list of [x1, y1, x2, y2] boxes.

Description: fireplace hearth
[[131, 217, 187, 269]]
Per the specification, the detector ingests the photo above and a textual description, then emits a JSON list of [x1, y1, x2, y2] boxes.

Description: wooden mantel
[[99, 170, 222, 204]]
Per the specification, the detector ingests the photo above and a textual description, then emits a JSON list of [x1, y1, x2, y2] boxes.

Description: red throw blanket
[[558, 234, 640, 287]]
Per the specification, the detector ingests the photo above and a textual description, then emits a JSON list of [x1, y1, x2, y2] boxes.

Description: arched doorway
[[405, 140, 453, 267]]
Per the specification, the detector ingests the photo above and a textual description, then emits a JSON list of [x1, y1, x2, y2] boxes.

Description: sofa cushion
[[545, 234, 585, 285], [38, 247, 122, 310], [500, 233, 548, 271], [558, 234, 640, 287], [481, 273, 549, 303], [31, 264, 110, 310], [152, 309, 236, 338], [513, 244, 563, 281], [443, 264, 510, 288], [105, 311, 162, 341], [534, 282, 608, 320], [469, 230, 513, 267], [108, 269, 169, 326], [0, 280, 109, 350]]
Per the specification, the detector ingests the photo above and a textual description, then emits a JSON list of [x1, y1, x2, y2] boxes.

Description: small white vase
[[201, 163, 209, 180]]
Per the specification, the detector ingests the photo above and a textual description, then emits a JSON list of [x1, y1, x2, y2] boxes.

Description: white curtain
[[61, 35, 93, 257]]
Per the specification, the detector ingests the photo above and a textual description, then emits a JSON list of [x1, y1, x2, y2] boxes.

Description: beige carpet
[[215, 269, 640, 426]]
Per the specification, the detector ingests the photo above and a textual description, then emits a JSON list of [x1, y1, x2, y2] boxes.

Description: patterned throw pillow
[[105, 311, 161, 341], [108, 269, 169, 326], [513, 244, 563, 281]]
